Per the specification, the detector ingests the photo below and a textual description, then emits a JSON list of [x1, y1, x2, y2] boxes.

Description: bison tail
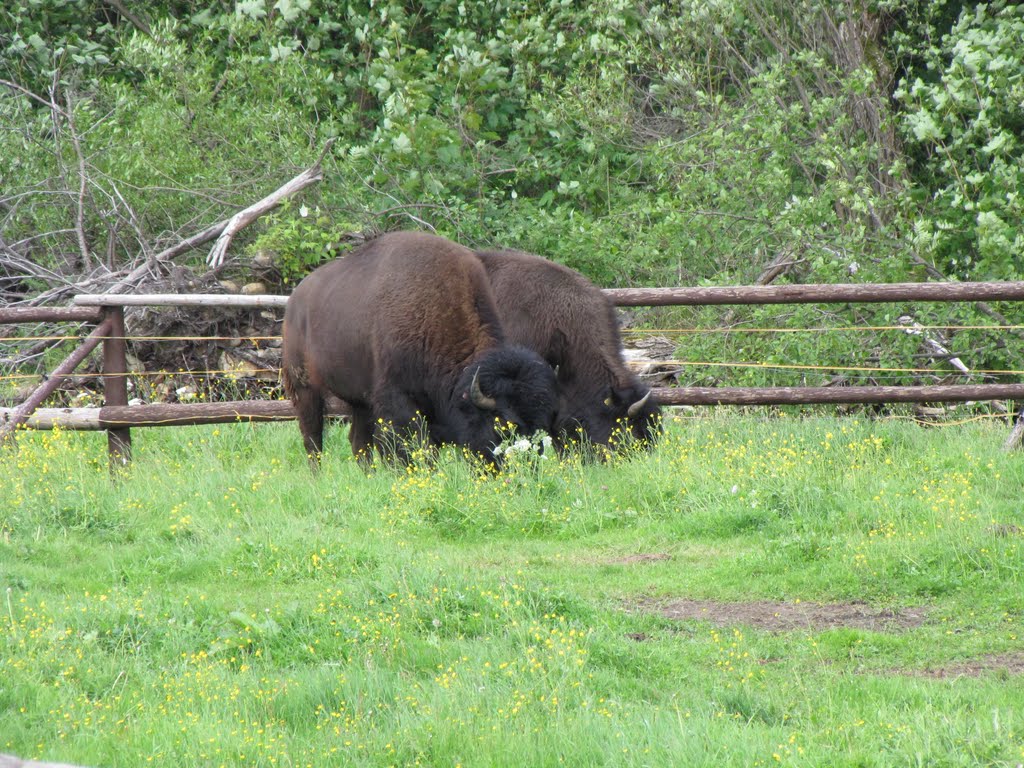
[[281, 363, 309, 402]]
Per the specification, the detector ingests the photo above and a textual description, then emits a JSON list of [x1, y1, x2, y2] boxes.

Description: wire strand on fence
[[6, 359, 1024, 384], [0, 336, 87, 342], [622, 324, 1024, 335], [0, 334, 282, 342], [894, 413, 1009, 427], [3, 323, 1024, 344], [662, 411, 1011, 428], [0, 368, 280, 381], [624, 360, 1024, 376]]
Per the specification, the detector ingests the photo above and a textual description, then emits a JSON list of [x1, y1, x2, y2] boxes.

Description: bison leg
[[292, 386, 326, 469], [371, 387, 426, 465], [347, 405, 375, 467]]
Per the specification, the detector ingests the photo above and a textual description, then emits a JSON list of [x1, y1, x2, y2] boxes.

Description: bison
[[282, 231, 558, 466], [476, 249, 661, 451]]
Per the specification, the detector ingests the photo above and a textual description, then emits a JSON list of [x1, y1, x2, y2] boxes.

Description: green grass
[[1, 415, 1023, 767]]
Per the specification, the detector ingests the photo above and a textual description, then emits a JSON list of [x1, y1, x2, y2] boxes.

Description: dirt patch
[[606, 553, 673, 565], [897, 652, 1024, 679], [634, 597, 927, 633]]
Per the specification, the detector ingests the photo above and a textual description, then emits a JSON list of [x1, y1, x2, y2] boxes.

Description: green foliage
[[0, 0, 929, 286], [0, 0, 116, 91], [4, 0, 1024, 394], [895, 0, 1024, 280], [245, 202, 357, 286]]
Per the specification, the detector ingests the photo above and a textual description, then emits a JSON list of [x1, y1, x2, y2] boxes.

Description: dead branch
[[1, 251, 69, 290], [206, 139, 335, 268], [0, 79, 71, 118], [64, 91, 93, 271], [88, 177, 152, 270], [911, 253, 1024, 342], [101, 217, 232, 296], [12, 144, 337, 305], [1003, 407, 1024, 452], [755, 246, 807, 286], [101, 0, 152, 36], [44, 77, 92, 273]]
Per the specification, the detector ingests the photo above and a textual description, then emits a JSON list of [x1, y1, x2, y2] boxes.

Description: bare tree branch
[[206, 139, 335, 268], [910, 253, 1024, 343], [0, 78, 71, 118], [63, 91, 93, 271], [101, 0, 152, 36]]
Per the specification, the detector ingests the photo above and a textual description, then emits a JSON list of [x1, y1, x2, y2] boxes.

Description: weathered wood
[[605, 281, 1024, 306], [73, 280, 1024, 311], [10, 385, 1013, 428], [0, 306, 104, 324], [0, 317, 113, 441], [206, 139, 336, 268], [651, 383, 1024, 406], [102, 306, 132, 467], [74, 293, 288, 308], [0, 399, 352, 430], [1004, 407, 1024, 452]]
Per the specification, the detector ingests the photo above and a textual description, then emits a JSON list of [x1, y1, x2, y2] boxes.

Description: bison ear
[[605, 386, 640, 410], [602, 386, 616, 408]]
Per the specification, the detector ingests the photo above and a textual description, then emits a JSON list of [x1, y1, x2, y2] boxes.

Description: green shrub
[[895, 0, 1024, 281]]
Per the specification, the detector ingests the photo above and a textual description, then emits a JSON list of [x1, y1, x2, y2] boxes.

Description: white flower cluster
[[492, 433, 553, 458]]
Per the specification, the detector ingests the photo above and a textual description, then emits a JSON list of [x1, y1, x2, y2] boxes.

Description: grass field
[[1, 414, 1023, 767]]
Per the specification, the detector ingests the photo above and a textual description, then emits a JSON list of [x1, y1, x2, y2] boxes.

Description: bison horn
[[626, 390, 652, 418], [470, 368, 497, 411]]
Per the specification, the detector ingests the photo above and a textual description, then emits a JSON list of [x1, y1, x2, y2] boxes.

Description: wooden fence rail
[[74, 280, 1024, 309], [1, 399, 351, 431], [3, 281, 1024, 467], [603, 281, 1024, 306], [0, 306, 104, 324], [653, 383, 1024, 407], [0, 316, 113, 443]]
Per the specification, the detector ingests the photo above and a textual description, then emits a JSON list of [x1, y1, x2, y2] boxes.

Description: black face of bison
[[475, 248, 662, 456], [553, 381, 662, 453], [443, 346, 558, 463]]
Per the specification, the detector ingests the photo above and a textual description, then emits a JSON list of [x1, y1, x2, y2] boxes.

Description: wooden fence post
[[0, 317, 112, 444], [102, 305, 132, 468]]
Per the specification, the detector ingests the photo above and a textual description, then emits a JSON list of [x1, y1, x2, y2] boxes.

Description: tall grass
[[1, 415, 1022, 766]]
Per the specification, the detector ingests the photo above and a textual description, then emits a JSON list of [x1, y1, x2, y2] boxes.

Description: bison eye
[[603, 396, 614, 408]]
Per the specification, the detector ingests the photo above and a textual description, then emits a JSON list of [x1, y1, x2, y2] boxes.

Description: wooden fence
[[2, 280, 1024, 466]]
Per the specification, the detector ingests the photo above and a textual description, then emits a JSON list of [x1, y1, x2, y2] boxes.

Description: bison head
[[448, 346, 558, 464], [554, 382, 661, 454]]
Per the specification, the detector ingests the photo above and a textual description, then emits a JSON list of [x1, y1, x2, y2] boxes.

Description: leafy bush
[[895, 0, 1024, 281], [245, 202, 361, 287], [4, 0, 1024, 393]]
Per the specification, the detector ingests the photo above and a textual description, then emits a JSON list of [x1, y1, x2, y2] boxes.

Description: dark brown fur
[[477, 249, 661, 450], [283, 232, 557, 465]]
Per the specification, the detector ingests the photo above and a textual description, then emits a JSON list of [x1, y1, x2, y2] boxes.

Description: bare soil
[[629, 588, 1024, 677], [606, 553, 673, 565], [633, 596, 928, 632], [897, 652, 1024, 679]]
